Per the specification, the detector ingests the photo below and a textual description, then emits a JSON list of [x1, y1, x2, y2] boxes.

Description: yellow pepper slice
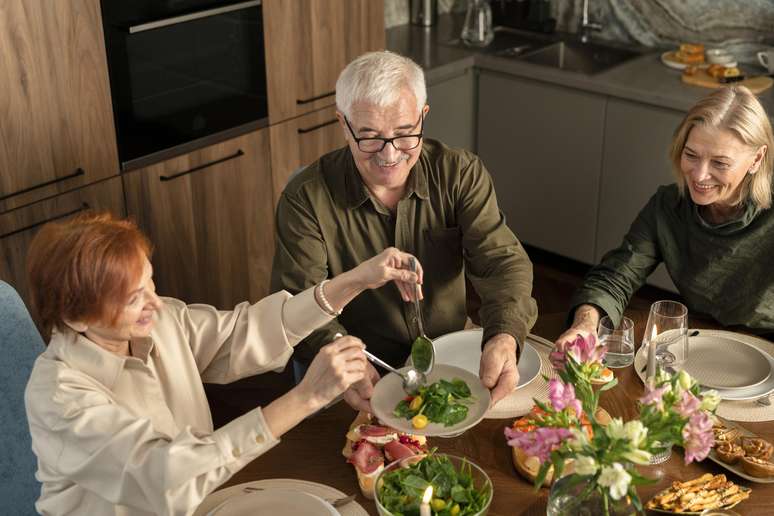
[[411, 414, 428, 429], [409, 396, 423, 411]]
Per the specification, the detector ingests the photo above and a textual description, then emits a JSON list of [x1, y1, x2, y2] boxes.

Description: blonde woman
[[557, 85, 774, 345]]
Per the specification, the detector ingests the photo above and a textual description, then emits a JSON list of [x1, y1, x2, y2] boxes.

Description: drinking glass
[[598, 316, 634, 368], [642, 300, 688, 371]]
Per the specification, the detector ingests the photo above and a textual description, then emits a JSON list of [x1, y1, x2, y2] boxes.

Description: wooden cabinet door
[[269, 105, 346, 204], [0, 177, 126, 312], [123, 129, 274, 308], [263, 0, 385, 124], [0, 0, 119, 212], [598, 98, 682, 292], [478, 72, 605, 263]]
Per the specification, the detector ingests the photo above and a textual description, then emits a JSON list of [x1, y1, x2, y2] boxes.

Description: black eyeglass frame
[[343, 114, 424, 153]]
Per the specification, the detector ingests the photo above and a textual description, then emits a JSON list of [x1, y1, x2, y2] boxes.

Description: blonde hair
[[335, 51, 426, 118], [669, 86, 774, 209]]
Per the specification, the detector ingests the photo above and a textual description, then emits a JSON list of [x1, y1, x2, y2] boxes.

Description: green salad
[[394, 378, 473, 429], [377, 452, 491, 516]]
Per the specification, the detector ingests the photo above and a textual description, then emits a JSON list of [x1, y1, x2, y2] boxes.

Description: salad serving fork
[[241, 486, 356, 507]]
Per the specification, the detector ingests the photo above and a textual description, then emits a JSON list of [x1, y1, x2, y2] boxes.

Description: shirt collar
[[47, 328, 157, 389], [692, 198, 761, 234], [343, 146, 430, 209]]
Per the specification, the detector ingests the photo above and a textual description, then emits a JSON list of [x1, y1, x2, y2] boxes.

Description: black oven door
[[101, 0, 267, 170]]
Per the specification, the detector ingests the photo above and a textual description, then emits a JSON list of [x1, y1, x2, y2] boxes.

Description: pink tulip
[[548, 378, 582, 416], [639, 385, 669, 409], [550, 333, 607, 371], [504, 426, 574, 463], [675, 390, 700, 418]]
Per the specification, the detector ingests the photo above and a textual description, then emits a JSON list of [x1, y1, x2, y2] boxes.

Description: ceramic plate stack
[[682, 333, 773, 401]]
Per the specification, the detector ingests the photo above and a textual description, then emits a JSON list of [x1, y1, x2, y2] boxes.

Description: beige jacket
[[25, 287, 331, 515]]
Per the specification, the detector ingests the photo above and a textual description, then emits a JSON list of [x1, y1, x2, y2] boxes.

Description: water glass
[[642, 300, 688, 371], [598, 316, 634, 368]]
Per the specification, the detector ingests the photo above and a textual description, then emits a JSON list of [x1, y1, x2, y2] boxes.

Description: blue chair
[[0, 281, 44, 514]]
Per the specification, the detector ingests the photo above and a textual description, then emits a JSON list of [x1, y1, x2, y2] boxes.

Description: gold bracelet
[[316, 279, 341, 316]]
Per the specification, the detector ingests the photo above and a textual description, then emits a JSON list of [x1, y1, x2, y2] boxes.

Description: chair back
[[0, 281, 44, 514]]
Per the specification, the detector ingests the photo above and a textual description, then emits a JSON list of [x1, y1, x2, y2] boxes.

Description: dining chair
[[0, 281, 45, 514]]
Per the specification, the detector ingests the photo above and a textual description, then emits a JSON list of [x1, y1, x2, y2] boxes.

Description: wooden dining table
[[215, 310, 774, 515]]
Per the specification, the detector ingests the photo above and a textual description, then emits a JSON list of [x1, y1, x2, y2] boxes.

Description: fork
[[755, 393, 771, 406], [241, 486, 356, 508]]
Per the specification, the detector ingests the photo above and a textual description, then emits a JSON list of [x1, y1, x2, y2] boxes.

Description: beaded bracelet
[[316, 279, 342, 316]]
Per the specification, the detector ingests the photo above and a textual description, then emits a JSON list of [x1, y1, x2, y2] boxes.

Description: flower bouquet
[[505, 334, 720, 515]]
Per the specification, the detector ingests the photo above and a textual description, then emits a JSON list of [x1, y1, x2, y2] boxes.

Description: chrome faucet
[[579, 0, 602, 43]]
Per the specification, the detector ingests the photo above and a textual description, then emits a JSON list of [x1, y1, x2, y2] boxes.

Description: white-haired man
[[271, 51, 537, 412]]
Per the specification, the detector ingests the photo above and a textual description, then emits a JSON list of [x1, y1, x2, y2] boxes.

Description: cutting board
[[682, 69, 773, 94]]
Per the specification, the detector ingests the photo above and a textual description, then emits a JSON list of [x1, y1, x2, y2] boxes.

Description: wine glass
[[642, 300, 688, 372], [598, 316, 635, 368]]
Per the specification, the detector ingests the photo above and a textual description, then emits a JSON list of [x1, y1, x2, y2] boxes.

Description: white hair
[[335, 51, 427, 118]]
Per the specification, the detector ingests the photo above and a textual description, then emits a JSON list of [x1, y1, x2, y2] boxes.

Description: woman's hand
[[296, 336, 367, 411], [350, 247, 424, 302]]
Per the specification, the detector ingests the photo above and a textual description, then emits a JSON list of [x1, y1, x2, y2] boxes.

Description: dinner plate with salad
[[371, 363, 491, 437]]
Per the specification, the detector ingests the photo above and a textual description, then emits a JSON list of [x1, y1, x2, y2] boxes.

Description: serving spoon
[[363, 349, 427, 395], [408, 257, 435, 375]]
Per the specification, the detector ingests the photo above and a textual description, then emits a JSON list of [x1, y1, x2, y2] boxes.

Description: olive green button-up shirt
[[271, 139, 537, 368], [571, 184, 774, 333]]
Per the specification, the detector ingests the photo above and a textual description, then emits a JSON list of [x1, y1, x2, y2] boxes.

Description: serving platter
[[707, 417, 774, 484], [371, 363, 490, 437]]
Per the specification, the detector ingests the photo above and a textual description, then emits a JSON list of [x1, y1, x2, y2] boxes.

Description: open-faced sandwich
[[342, 411, 429, 499], [508, 405, 611, 486]]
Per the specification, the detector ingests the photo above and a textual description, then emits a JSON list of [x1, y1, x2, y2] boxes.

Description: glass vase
[[547, 475, 636, 516]]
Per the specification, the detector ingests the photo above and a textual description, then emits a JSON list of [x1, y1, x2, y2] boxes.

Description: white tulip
[[678, 370, 694, 390], [700, 390, 720, 411], [568, 427, 589, 451], [605, 418, 625, 440], [574, 455, 598, 476], [598, 463, 632, 500], [621, 449, 652, 465]]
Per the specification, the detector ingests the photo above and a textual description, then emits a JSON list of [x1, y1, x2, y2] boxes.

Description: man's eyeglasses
[[344, 115, 424, 153]]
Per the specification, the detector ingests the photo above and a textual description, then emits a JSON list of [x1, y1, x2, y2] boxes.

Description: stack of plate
[[683, 333, 774, 401]]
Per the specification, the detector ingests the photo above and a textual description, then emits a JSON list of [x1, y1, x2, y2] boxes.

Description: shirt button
[[232, 447, 241, 458], [255, 434, 265, 444]]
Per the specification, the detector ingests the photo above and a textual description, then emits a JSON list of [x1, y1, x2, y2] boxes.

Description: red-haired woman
[[24, 212, 422, 516]]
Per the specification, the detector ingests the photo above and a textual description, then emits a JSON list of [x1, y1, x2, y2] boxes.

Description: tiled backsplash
[[386, 0, 774, 64]]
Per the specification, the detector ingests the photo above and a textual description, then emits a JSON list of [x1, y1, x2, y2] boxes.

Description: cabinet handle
[[297, 118, 338, 134], [297, 90, 335, 105], [0, 168, 85, 202], [0, 202, 90, 240], [159, 150, 245, 182], [127, 0, 261, 34]]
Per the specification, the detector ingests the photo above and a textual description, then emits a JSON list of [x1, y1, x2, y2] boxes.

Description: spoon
[[408, 257, 435, 375], [363, 349, 427, 395]]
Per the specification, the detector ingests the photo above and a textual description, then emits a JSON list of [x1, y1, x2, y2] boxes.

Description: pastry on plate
[[741, 436, 774, 461], [715, 441, 745, 465], [740, 455, 774, 478]]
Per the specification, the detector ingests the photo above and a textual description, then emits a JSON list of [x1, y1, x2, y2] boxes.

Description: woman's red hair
[[26, 211, 152, 338]]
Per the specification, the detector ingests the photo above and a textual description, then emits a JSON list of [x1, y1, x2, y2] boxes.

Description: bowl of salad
[[374, 452, 492, 516]]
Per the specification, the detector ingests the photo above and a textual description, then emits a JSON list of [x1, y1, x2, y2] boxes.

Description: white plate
[[408, 328, 541, 390], [660, 50, 709, 70], [371, 363, 491, 437], [210, 489, 337, 516], [683, 335, 771, 390]]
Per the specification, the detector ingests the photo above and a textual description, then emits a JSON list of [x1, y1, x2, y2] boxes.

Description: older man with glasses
[[271, 50, 537, 412]]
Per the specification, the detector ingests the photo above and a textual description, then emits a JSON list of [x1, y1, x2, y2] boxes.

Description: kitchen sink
[[519, 40, 639, 75], [444, 27, 555, 58]]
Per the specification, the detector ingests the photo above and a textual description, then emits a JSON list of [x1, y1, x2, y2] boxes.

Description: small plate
[[210, 489, 337, 515], [661, 50, 708, 70], [683, 335, 771, 390], [371, 363, 491, 437], [408, 328, 541, 390]]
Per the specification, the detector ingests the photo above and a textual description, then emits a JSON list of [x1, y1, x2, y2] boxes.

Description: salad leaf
[[394, 377, 474, 427]]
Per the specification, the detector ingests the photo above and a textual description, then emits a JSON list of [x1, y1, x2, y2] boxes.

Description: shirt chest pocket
[[423, 227, 463, 283]]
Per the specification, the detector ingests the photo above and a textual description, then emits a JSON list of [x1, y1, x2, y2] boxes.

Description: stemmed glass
[[642, 300, 689, 373], [641, 300, 688, 465]]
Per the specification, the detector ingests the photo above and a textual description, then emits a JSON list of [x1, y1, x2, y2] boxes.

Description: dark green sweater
[[571, 184, 774, 333]]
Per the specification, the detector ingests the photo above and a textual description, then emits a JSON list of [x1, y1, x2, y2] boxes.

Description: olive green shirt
[[571, 184, 774, 333], [271, 139, 538, 367]]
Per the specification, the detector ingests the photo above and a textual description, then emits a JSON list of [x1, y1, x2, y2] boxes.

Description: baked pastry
[[646, 473, 752, 512], [715, 441, 745, 464], [712, 424, 741, 445], [679, 43, 705, 55], [740, 455, 774, 478], [741, 437, 774, 460]]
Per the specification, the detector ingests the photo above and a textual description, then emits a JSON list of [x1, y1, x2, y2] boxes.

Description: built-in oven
[[100, 0, 267, 170]]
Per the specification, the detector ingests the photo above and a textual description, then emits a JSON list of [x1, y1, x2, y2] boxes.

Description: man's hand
[[479, 333, 520, 406], [343, 361, 380, 413]]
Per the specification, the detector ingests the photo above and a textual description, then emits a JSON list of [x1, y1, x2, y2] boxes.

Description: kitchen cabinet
[[477, 72, 605, 263], [0, 0, 118, 213], [598, 98, 682, 292], [263, 0, 385, 124], [425, 68, 477, 152], [269, 105, 346, 205], [0, 177, 125, 313], [123, 129, 274, 308]]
